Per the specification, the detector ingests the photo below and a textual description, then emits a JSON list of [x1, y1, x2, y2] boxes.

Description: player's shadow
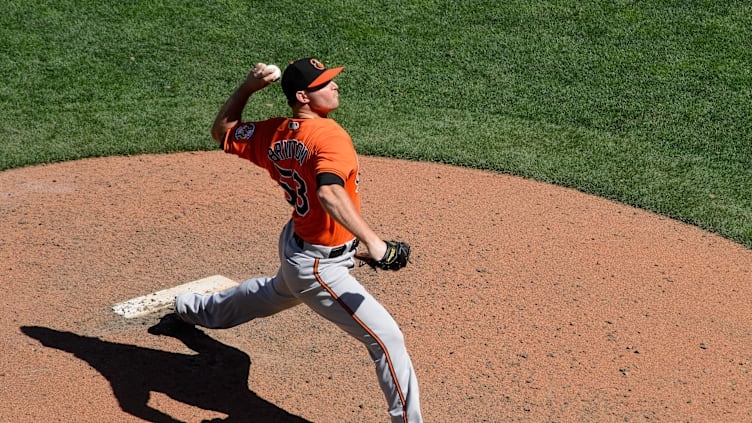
[[21, 322, 312, 423]]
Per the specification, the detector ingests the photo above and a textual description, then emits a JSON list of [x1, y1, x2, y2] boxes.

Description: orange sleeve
[[312, 125, 357, 182], [222, 121, 273, 168]]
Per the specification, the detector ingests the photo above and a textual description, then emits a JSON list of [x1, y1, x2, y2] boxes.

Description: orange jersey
[[223, 117, 360, 246]]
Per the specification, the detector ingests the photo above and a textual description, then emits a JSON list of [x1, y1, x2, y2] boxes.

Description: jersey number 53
[[274, 164, 309, 216]]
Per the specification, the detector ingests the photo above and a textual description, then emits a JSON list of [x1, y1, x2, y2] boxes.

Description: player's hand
[[364, 240, 387, 263], [244, 63, 279, 91], [356, 240, 411, 271]]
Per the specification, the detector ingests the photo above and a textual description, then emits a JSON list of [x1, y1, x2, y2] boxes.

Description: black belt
[[293, 233, 359, 258]]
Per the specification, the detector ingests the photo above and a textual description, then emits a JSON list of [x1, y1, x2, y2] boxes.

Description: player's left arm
[[211, 63, 278, 144], [316, 182, 387, 261]]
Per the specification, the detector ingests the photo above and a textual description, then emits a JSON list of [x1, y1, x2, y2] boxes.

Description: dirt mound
[[2, 151, 750, 422]]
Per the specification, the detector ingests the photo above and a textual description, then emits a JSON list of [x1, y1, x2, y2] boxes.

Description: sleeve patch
[[235, 123, 255, 140]]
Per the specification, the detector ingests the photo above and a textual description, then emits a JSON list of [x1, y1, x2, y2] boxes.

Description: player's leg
[[175, 273, 300, 329], [294, 255, 422, 423], [176, 223, 303, 329]]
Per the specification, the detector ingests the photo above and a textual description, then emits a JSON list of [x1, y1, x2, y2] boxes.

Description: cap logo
[[310, 59, 325, 70]]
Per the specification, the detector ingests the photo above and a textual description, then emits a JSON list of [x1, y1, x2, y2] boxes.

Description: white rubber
[[112, 275, 239, 318]]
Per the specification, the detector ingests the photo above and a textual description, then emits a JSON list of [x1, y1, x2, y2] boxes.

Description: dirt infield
[[2, 151, 751, 422]]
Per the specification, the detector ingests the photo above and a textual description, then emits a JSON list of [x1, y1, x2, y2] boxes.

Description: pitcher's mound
[[2, 151, 751, 422]]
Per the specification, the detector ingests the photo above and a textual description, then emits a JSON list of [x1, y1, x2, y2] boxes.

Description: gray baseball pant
[[175, 220, 422, 423]]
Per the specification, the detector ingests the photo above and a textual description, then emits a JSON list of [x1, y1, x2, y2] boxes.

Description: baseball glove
[[355, 241, 410, 271]]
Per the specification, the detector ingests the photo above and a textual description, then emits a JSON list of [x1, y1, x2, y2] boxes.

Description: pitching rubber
[[112, 275, 239, 318]]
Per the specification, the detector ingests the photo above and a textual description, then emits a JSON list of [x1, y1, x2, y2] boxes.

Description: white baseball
[[266, 64, 281, 82]]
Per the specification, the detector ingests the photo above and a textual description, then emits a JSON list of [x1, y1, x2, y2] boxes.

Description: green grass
[[2, 0, 750, 248]]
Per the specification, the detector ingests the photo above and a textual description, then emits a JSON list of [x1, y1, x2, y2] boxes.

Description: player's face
[[306, 80, 339, 115]]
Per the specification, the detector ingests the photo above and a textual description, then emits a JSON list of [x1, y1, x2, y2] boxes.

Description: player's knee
[[378, 326, 406, 350], [367, 327, 406, 362]]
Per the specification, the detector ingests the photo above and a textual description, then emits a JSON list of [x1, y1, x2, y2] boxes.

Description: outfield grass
[[2, 0, 750, 248]]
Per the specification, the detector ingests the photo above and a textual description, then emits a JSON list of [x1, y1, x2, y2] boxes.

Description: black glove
[[356, 241, 410, 271]]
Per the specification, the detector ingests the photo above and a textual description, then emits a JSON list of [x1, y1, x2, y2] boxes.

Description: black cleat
[[148, 312, 194, 336]]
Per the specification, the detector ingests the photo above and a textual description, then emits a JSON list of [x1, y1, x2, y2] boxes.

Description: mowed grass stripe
[[1, 0, 750, 247]]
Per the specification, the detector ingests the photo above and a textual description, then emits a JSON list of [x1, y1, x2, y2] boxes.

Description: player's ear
[[296, 90, 310, 104]]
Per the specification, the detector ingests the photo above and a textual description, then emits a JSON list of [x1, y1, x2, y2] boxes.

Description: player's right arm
[[317, 183, 387, 261], [211, 63, 278, 144]]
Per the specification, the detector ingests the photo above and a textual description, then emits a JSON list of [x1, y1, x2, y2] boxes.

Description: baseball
[[266, 64, 281, 82]]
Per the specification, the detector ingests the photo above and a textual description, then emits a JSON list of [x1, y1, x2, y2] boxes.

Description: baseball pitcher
[[172, 58, 422, 423]]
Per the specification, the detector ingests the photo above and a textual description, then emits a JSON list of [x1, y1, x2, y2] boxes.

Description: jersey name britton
[[267, 139, 309, 166]]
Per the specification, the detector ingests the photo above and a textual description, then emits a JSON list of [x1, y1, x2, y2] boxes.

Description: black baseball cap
[[281, 58, 344, 102]]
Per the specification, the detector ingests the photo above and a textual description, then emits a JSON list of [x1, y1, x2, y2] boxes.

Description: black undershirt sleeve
[[316, 172, 345, 188]]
